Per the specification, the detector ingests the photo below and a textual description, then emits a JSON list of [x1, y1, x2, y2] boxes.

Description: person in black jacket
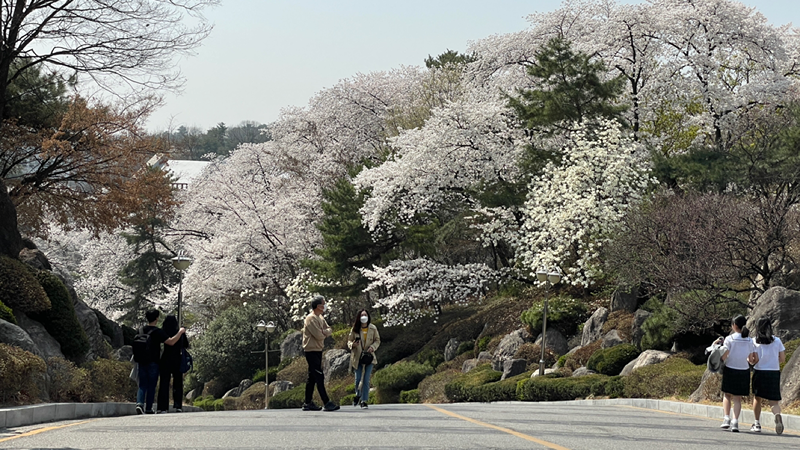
[[157, 315, 189, 413], [136, 310, 185, 415]]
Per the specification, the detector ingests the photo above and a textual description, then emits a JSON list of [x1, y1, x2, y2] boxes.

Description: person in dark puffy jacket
[[157, 314, 189, 413]]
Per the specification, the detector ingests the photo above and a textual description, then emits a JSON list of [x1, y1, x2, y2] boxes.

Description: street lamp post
[[171, 254, 192, 327], [537, 270, 562, 376], [257, 320, 276, 409]]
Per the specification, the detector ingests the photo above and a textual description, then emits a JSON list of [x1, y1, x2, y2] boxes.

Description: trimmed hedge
[[520, 295, 587, 336], [400, 389, 420, 403], [418, 369, 462, 403], [270, 384, 306, 409], [29, 270, 90, 359], [0, 256, 51, 313], [587, 344, 639, 376], [416, 348, 444, 370], [0, 343, 47, 404], [519, 373, 618, 401], [623, 357, 705, 399], [372, 362, 434, 403], [47, 357, 91, 402], [85, 358, 137, 402], [444, 364, 502, 402], [0, 299, 15, 324]]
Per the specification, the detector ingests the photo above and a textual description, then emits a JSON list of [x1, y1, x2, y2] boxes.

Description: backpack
[[132, 327, 153, 363], [180, 348, 193, 373]]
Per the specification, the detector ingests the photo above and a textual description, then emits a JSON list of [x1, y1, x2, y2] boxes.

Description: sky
[[144, 0, 800, 132]]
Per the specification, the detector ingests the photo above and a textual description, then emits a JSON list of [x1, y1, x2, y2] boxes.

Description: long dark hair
[[162, 314, 179, 337], [732, 315, 749, 338], [351, 310, 371, 334], [755, 317, 775, 344]]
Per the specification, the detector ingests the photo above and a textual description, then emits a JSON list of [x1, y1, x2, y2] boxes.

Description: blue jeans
[[354, 363, 373, 402], [136, 362, 160, 411]]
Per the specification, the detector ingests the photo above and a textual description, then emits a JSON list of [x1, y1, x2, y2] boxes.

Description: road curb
[[0, 403, 202, 429], [517, 398, 798, 433]]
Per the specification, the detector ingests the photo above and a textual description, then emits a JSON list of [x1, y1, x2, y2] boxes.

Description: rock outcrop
[[581, 308, 609, 346]]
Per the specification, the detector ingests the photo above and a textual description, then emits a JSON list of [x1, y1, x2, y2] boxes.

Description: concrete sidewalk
[[0, 403, 202, 429]]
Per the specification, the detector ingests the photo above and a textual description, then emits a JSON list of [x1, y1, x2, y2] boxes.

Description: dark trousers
[[157, 365, 183, 411], [304, 351, 329, 405], [136, 362, 159, 411]]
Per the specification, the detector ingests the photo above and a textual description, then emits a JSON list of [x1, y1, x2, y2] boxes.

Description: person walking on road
[[157, 314, 189, 413], [134, 310, 186, 415], [347, 309, 380, 408], [750, 317, 786, 435], [716, 315, 756, 432], [302, 295, 339, 412]]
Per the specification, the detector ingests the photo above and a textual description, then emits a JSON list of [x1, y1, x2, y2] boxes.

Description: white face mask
[[360, 316, 368, 324], [323, 303, 329, 313]]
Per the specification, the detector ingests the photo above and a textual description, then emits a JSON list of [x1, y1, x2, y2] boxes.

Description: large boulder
[[0, 318, 42, 356], [280, 331, 303, 361], [112, 345, 133, 362], [186, 387, 204, 403], [53, 268, 106, 361], [462, 359, 479, 373], [492, 328, 530, 371], [18, 248, 52, 271], [501, 359, 528, 380], [533, 328, 568, 356], [571, 367, 596, 377], [610, 286, 638, 313], [746, 287, 800, 341], [14, 311, 64, 361], [631, 309, 651, 348], [444, 338, 460, 362], [601, 330, 625, 349], [581, 307, 609, 346], [619, 350, 671, 376], [322, 349, 350, 380], [781, 345, 800, 405], [271, 380, 294, 395], [689, 369, 723, 403]]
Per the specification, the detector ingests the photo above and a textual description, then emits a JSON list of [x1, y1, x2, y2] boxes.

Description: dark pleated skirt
[[752, 369, 782, 401], [721, 366, 751, 396]]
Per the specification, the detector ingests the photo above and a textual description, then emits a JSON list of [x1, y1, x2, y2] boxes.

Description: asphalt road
[[0, 402, 796, 449]]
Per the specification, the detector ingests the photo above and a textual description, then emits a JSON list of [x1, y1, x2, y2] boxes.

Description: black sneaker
[[353, 395, 361, 407], [360, 401, 368, 409], [323, 401, 340, 411], [157, 410, 167, 414], [302, 402, 322, 411], [174, 408, 183, 413], [145, 410, 155, 415], [135, 405, 144, 415]]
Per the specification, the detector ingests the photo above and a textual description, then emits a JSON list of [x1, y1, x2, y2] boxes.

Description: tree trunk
[[0, 178, 23, 258]]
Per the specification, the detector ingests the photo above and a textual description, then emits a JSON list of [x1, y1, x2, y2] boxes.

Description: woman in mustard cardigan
[[347, 309, 380, 408]]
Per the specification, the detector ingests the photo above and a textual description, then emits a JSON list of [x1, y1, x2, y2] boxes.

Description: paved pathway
[[1, 402, 797, 449]]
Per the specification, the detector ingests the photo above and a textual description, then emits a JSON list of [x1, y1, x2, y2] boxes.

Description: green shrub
[[277, 356, 297, 372], [47, 357, 91, 402], [520, 295, 587, 336], [340, 393, 357, 406], [416, 348, 444, 370], [562, 340, 602, 371], [418, 369, 462, 403], [213, 398, 225, 411], [587, 344, 639, 375], [252, 367, 278, 384], [193, 395, 215, 411], [29, 271, 90, 360], [519, 373, 613, 401], [0, 299, 15, 324], [623, 357, 705, 399], [0, 256, 51, 313], [444, 364, 502, 402], [222, 396, 238, 410], [640, 300, 677, 350], [372, 362, 434, 403], [514, 343, 558, 368], [456, 340, 474, 357], [556, 355, 567, 368], [86, 358, 137, 402], [602, 311, 634, 341], [477, 336, 492, 353], [276, 356, 308, 387], [270, 384, 306, 409], [0, 343, 47, 404], [400, 389, 420, 403]]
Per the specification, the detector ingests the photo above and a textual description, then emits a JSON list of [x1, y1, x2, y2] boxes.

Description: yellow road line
[[616, 405, 799, 436], [425, 404, 571, 450], [0, 419, 95, 443]]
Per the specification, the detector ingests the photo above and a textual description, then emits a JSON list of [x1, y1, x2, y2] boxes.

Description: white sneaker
[[720, 417, 731, 429], [730, 421, 739, 432], [775, 414, 784, 435], [751, 423, 761, 432]]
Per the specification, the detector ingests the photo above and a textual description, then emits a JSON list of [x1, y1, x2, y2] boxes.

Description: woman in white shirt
[[750, 317, 786, 435], [715, 315, 756, 432]]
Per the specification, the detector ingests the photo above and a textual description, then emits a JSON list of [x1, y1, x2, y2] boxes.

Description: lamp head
[[547, 272, 561, 284], [257, 320, 266, 333], [171, 255, 192, 271], [266, 321, 276, 333], [535, 271, 548, 283]]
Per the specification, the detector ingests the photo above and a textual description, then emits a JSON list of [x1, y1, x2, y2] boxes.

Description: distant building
[[147, 154, 210, 190]]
